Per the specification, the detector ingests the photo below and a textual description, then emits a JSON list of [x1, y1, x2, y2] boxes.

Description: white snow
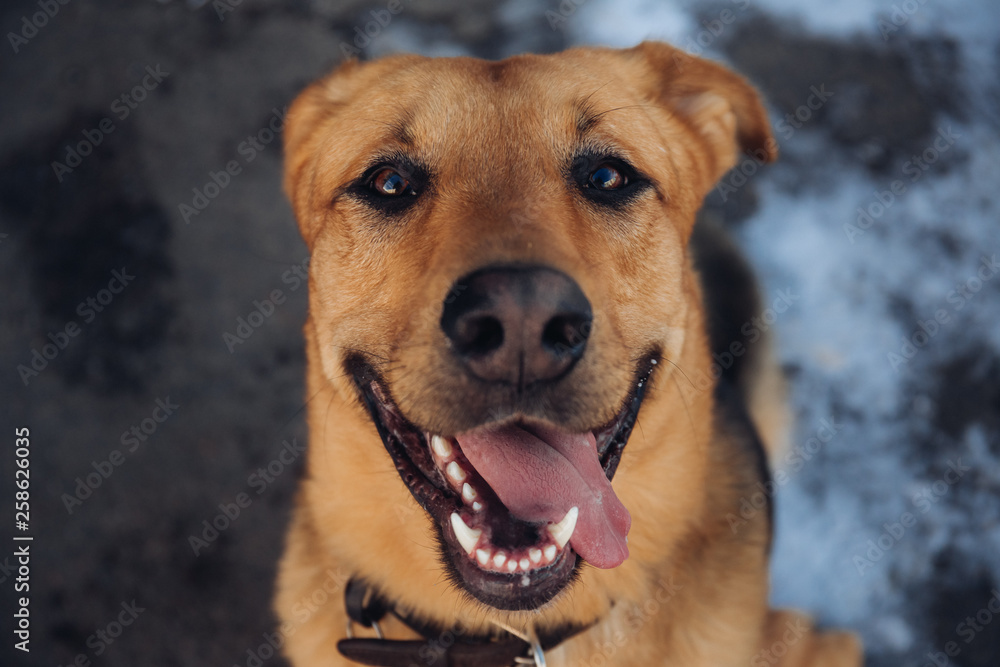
[[387, 1, 998, 657], [564, 0, 1000, 659]]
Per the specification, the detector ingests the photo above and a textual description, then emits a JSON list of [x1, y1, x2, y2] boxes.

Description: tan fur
[[276, 41, 861, 666]]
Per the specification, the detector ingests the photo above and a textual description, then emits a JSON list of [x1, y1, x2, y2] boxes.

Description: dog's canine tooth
[[450, 512, 481, 555], [462, 482, 477, 503], [446, 461, 467, 483], [543, 545, 557, 562], [529, 548, 542, 564], [493, 552, 507, 568], [431, 435, 453, 459], [547, 506, 579, 549], [476, 548, 491, 566]]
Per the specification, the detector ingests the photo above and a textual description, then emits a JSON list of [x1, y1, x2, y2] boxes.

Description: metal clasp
[[492, 621, 546, 667], [345, 618, 384, 640]]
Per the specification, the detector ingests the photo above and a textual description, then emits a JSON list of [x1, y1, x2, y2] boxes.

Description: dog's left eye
[[370, 168, 416, 197], [588, 164, 626, 190], [571, 154, 648, 207]]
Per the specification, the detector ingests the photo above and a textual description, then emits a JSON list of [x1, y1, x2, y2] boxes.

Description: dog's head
[[284, 42, 774, 616]]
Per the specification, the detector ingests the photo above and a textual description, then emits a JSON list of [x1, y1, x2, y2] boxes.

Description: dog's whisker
[[274, 386, 327, 434], [331, 345, 393, 364], [668, 370, 698, 445], [656, 355, 696, 389], [320, 388, 339, 471], [274, 42, 857, 665]]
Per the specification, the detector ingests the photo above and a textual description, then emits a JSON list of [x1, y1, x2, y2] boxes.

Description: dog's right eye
[[346, 160, 427, 214], [370, 167, 416, 197]]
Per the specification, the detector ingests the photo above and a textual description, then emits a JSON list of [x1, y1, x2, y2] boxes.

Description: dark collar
[[337, 577, 596, 667]]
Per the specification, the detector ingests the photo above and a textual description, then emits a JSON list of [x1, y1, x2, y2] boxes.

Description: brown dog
[[276, 41, 862, 666]]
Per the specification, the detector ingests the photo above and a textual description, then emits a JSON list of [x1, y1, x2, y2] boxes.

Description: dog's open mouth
[[348, 356, 657, 610]]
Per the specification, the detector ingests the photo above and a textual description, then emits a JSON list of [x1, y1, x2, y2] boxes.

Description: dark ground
[[1, 1, 998, 666]]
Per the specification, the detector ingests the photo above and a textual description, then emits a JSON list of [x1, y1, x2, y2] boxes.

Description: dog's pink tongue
[[455, 422, 630, 569]]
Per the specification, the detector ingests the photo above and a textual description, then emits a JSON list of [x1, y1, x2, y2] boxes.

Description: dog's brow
[[575, 101, 651, 137], [367, 108, 415, 147], [388, 114, 414, 147], [575, 96, 602, 136]]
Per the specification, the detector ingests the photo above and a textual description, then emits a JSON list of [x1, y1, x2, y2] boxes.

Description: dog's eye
[[571, 154, 648, 208], [347, 159, 426, 214], [588, 164, 626, 190], [370, 168, 415, 197]]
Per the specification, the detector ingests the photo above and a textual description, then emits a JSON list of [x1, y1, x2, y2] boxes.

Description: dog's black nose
[[440, 264, 592, 386]]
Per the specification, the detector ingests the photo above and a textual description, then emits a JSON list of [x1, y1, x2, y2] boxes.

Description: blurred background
[[1, 0, 998, 665]]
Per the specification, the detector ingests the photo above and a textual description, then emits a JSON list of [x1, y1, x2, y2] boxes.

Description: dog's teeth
[[529, 548, 542, 564], [462, 483, 477, 503], [450, 513, 481, 555], [544, 545, 557, 562], [519, 558, 530, 570], [472, 501, 483, 512], [547, 506, 579, 549], [476, 549, 491, 566], [446, 461, 467, 484], [431, 435, 453, 459], [506, 559, 518, 573], [493, 552, 507, 568]]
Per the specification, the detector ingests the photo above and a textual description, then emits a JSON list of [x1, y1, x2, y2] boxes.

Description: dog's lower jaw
[[284, 307, 733, 663], [278, 304, 860, 666]]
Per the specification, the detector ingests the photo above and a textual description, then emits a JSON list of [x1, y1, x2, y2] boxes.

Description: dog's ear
[[282, 60, 364, 246], [629, 41, 776, 191]]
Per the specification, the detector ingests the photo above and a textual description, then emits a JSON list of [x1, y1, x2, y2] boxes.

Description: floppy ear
[[629, 41, 776, 191], [282, 60, 363, 246]]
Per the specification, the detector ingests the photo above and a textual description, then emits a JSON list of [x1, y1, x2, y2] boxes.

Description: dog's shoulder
[[691, 217, 775, 548]]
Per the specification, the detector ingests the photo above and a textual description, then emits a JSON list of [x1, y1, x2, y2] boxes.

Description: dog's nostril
[[542, 314, 591, 357], [456, 315, 505, 356], [440, 264, 592, 385]]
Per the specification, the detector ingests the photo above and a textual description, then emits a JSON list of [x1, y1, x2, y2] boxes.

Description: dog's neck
[[336, 576, 597, 667]]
